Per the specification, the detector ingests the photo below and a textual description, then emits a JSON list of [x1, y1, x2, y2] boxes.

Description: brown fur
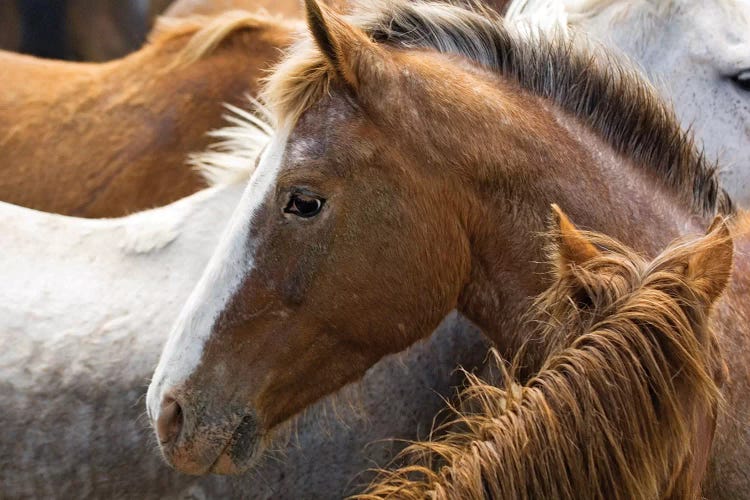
[[360, 210, 732, 499], [0, 2, 21, 53], [65, 0, 152, 61], [0, 11, 296, 217]]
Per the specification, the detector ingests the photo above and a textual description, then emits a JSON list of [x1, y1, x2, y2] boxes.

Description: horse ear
[[304, 0, 381, 90], [551, 204, 601, 271], [686, 217, 734, 306]]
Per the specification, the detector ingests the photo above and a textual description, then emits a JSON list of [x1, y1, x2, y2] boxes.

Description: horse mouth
[[208, 413, 262, 475]]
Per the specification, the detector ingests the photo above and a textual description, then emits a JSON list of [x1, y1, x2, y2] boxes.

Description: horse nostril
[[156, 393, 184, 446]]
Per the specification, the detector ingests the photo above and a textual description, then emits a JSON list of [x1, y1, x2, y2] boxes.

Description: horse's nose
[[156, 392, 184, 446]]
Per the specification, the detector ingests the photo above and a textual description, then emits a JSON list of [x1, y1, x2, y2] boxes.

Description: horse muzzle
[[152, 388, 262, 475]]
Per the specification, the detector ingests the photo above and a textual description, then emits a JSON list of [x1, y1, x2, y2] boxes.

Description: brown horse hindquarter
[[0, 12, 295, 217]]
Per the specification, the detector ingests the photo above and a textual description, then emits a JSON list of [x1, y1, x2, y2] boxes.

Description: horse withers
[[0, 10, 295, 217]]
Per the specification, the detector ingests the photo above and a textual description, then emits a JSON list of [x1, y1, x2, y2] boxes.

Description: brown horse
[[361, 207, 732, 499], [146, 1, 748, 497], [0, 10, 296, 217], [65, 0, 155, 61]]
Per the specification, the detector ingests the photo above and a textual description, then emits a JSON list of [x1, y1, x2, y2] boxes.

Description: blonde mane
[[149, 9, 301, 69], [263, 0, 732, 216], [359, 222, 728, 499], [189, 98, 274, 186]]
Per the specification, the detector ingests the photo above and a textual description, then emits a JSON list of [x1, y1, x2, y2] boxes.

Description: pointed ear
[[305, 0, 380, 90], [686, 217, 734, 306], [551, 204, 601, 271]]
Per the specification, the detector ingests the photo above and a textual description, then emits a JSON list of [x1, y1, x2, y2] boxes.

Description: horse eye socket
[[284, 193, 325, 218], [731, 70, 750, 91]]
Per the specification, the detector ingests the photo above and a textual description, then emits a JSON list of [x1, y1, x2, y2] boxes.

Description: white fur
[[0, 183, 246, 497], [0, 107, 271, 497], [1, 186, 242, 349], [507, 0, 750, 205], [147, 129, 289, 420]]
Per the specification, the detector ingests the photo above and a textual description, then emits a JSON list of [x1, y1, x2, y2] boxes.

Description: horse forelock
[[359, 227, 724, 499], [263, 0, 732, 217]]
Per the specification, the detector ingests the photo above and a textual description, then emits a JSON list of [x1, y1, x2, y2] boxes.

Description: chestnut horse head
[[147, 0, 732, 474]]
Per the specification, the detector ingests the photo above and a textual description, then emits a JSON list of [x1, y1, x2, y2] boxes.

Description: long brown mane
[[264, 0, 731, 216], [359, 213, 729, 499]]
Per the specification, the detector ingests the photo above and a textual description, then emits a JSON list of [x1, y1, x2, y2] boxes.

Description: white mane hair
[[190, 97, 274, 186]]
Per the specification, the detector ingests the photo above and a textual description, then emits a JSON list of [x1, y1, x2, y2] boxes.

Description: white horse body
[[508, 0, 750, 204], [1, 174, 486, 498], [1, 184, 242, 497]]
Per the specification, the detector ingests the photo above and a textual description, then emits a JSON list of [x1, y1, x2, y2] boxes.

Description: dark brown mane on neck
[[280, 0, 732, 216]]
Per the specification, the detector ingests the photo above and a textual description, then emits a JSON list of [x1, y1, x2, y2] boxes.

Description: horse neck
[[453, 101, 707, 363], [711, 222, 750, 386]]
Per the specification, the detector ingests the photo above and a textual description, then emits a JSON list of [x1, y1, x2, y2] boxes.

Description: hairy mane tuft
[[189, 97, 274, 186], [149, 9, 300, 69]]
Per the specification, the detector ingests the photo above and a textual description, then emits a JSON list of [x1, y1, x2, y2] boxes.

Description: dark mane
[[266, 0, 733, 216]]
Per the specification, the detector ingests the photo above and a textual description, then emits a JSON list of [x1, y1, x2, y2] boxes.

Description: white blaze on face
[[146, 130, 289, 420]]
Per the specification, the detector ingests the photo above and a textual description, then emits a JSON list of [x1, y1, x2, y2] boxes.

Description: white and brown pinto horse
[[0, 116, 486, 498], [147, 1, 749, 497], [507, 0, 750, 205]]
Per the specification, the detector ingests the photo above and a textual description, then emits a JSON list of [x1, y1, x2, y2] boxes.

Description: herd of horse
[[1, 0, 749, 498]]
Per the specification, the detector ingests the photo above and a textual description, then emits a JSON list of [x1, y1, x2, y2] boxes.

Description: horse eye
[[731, 70, 750, 92], [284, 193, 325, 218]]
